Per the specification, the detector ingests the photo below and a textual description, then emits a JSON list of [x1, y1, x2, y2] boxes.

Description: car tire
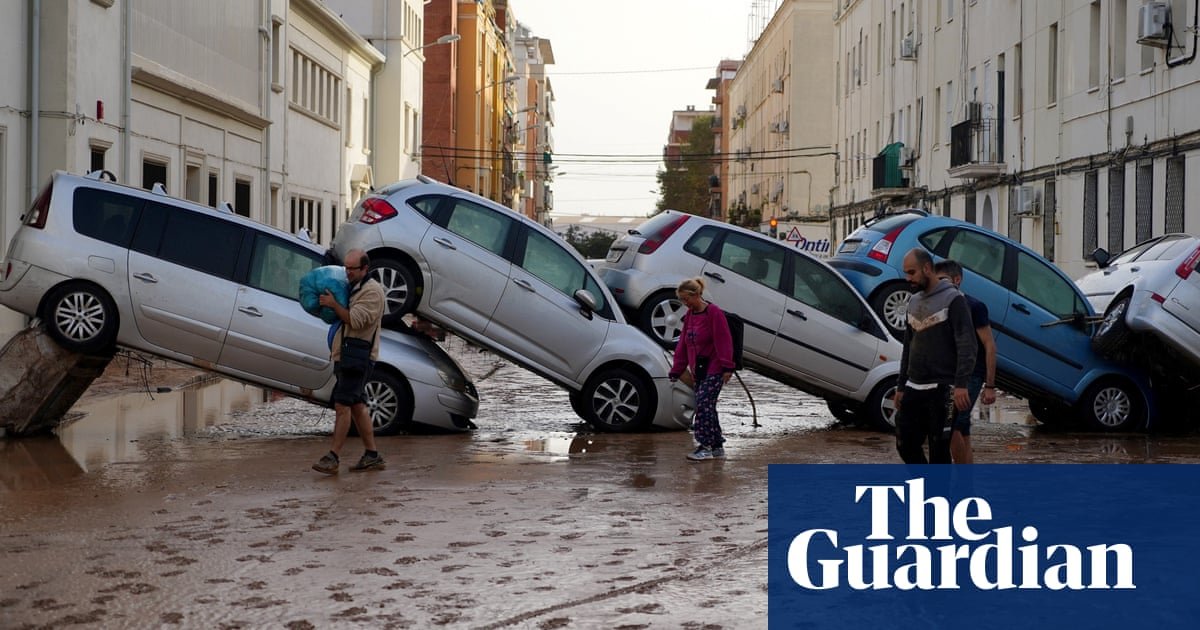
[[1091, 297, 1132, 358], [42, 282, 119, 354], [870, 283, 912, 338], [825, 399, 859, 424], [1078, 378, 1144, 432], [363, 369, 414, 435], [638, 290, 687, 349], [371, 257, 420, 317], [862, 376, 900, 431], [578, 368, 656, 432]]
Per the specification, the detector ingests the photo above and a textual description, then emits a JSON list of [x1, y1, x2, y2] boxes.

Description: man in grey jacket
[[893, 248, 977, 464]]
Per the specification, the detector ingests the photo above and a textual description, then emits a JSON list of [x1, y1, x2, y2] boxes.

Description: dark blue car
[[828, 211, 1154, 430]]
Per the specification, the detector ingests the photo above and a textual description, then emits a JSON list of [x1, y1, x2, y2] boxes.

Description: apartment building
[[706, 59, 742, 222], [510, 21, 556, 223], [726, 0, 837, 233], [832, 0, 1200, 278]]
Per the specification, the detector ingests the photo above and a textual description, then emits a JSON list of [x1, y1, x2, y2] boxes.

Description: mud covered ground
[[3, 340, 1200, 628]]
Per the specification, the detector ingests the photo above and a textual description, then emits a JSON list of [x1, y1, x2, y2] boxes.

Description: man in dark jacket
[[893, 248, 977, 464]]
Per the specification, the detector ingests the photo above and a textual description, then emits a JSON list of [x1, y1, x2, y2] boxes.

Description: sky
[[510, 0, 760, 217]]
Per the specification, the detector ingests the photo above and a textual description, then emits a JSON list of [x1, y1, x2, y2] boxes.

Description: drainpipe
[[121, 0, 131, 182], [28, 0, 40, 205], [1166, 0, 1199, 68], [259, 0, 272, 225]]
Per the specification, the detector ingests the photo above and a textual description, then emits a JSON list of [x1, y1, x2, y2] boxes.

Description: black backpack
[[724, 311, 745, 372]]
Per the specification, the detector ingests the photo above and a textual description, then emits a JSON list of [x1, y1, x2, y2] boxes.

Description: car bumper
[[1126, 290, 1200, 367], [408, 378, 479, 432], [0, 261, 69, 318], [649, 377, 694, 430], [329, 222, 384, 261], [595, 267, 646, 309]]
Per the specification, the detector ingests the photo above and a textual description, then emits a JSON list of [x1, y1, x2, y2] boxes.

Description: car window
[[683, 225, 721, 259], [916, 227, 953, 254], [1110, 238, 1160, 265], [791, 253, 866, 326], [717, 232, 785, 291], [248, 235, 323, 299], [945, 230, 1006, 283], [156, 207, 245, 280], [407, 195, 441, 220], [518, 229, 608, 312], [1015, 251, 1084, 318], [1142, 235, 1192, 261], [445, 200, 512, 256], [73, 188, 143, 247]]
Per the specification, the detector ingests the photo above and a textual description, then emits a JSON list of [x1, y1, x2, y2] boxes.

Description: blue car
[[828, 211, 1154, 430]]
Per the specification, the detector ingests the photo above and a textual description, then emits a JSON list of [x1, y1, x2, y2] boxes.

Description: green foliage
[[655, 115, 716, 215], [560, 225, 617, 259]]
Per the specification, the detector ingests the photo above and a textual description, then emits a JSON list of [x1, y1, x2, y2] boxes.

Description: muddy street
[[4, 341, 1200, 629]]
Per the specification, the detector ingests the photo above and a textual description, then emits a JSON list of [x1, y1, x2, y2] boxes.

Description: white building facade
[[1, 0, 384, 333], [832, 0, 1200, 279]]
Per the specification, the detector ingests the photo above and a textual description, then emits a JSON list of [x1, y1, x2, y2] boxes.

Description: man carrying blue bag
[[310, 249, 387, 475]]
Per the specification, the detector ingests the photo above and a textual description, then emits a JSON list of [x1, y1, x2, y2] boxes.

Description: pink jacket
[[669, 303, 735, 380]]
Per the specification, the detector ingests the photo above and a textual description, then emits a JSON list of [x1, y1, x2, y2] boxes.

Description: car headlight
[[437, 367, 468, 392]]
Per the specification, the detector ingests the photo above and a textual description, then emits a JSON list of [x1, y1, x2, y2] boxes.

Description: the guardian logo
[[787, 478, 1135, 591]]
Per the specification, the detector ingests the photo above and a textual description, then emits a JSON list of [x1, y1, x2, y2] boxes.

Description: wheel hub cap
[[55, 292, 105, 341], [592, 378, 640, 426]]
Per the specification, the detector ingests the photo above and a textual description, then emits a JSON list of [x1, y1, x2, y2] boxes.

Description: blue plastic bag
[[299, 265, 348, 324]]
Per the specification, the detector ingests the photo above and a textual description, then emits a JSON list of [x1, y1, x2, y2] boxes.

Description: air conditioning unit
[[736, 104, 747, 118], [900, 146, 915, 165], [771, 78, 784, 93], [1138, 1, 1171, 47], [779, 120, 789, 133], [769, 122, 781, 133], [899, 34, 917, 60], [1016, 185, 1042, 216], [966, 101, 983, 124]]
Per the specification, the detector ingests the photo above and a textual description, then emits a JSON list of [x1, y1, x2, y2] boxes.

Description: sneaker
[[711, 447, 726, 459], [312, 453, 339, 475], [349, 452, 385, 472], [686, 447, 714, 461]]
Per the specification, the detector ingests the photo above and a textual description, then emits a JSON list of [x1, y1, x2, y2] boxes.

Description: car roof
[[658, 209, 832, 262]]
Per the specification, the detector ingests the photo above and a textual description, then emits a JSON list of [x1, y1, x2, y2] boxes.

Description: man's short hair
[[934, 259, 963, 279], [909, 247, 934, 268]]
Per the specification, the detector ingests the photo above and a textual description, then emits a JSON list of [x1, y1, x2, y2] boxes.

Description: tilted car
[[0, 171, 479, 434], [1077, 233, 1200, 380], [594, 210, 902, 429], [829, 210, 1156, 430], [328, 177, 694, 433]]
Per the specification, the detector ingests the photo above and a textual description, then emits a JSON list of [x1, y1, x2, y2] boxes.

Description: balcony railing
[[948, 118, 1005, 178]]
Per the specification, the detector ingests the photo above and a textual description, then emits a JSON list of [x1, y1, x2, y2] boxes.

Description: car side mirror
[[1090, 247, 1111, 268], [574, 289, 597, 319]]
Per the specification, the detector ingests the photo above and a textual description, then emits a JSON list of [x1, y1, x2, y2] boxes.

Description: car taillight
[[1175, 245, 1200, 279], [359, 198, 398, 224], [1151, 293, 1167, 304], [24, 184, 52, 229], [637, 215, 690, 255], [867, 225, 905, 262]]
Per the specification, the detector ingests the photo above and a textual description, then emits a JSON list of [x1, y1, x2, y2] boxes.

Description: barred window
[[1109, 165, 1125, 253], [965, 194, 977, 224], [1166, 157, 1185, 233], [1043, 179, 1056, 261], [1136, 162, 1153, 244], [1083, 170, 1098, 257]]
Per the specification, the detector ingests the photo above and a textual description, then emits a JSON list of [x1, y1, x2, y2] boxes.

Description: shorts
[[332, 361, 373, 406], [951, 373, 985, 436]]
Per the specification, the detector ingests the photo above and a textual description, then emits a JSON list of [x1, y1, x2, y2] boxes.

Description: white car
[[0, 170, 479, 434], [594, 210, 902, 428], [1078, 234, 1200, 372], [329, 177, 695, 433]]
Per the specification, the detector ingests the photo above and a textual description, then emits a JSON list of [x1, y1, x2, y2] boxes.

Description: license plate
[[605, 248, 624, 263]]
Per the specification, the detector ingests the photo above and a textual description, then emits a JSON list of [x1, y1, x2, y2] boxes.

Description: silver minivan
[[0, 171, 479, 434], [596, 210, 901, 428], [329, 177, 695, 432]]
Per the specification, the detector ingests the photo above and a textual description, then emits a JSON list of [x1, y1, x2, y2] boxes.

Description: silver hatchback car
[[595, 210, 902, 428], [0, 171, 479, 434], [329, 177, 694, 432]]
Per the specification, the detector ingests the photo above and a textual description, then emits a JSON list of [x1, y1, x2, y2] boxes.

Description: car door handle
[[787, 308, 807, 321], [433, 237, 457, 250], [1013, 303, 1031, 315], [704, 271, 726, 283], [512, 277, 535, 291], [132, 272, 158, 283], [238, 306, 263, 317]]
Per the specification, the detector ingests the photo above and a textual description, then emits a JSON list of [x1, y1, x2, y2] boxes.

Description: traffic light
[[769, 217, 778, 238]]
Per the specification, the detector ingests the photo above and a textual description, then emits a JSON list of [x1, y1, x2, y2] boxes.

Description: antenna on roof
[[151, 182, 167, 195], [218, 201, 235, 214]]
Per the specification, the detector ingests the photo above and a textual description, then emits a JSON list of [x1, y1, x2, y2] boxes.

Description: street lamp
[[402, 33, 460, 58], [476, 75, 520, 94]]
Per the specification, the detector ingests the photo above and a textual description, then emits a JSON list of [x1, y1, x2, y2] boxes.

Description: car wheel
[[43, 282, 119, 354], [578, 368, 655, 432], [638, 290, 687, 349], [364, 369, 414, 435], [1091, 297, 1132, 358], [371, 257, 420, 316], [1079, 378, 1144, 432], [862, 376, 900, 431], [825, 399, 859, 424], [870, 283, 912, 338]]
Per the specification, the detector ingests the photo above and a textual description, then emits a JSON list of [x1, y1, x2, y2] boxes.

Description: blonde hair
[[676, 277, 705, 297]]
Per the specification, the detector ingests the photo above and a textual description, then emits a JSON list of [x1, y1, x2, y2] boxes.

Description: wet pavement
[[4, 336, 1200, 628]]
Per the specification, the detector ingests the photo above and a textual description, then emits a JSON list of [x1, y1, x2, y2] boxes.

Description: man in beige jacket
[[313, 249, 387, 474]]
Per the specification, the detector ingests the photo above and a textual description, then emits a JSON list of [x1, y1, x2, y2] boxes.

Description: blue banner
[[768, 465, 1200, 629]]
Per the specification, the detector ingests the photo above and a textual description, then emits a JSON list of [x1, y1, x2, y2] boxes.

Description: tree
[[655, 115, 715, 215], [560, 225, 617, 259]]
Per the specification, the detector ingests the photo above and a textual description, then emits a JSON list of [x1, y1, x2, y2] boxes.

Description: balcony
[[947, 118, 1006, 179], [871, 142, 913, 198]]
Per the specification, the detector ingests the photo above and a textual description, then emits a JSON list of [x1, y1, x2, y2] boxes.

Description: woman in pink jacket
[[668, 277, 735, 461]]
